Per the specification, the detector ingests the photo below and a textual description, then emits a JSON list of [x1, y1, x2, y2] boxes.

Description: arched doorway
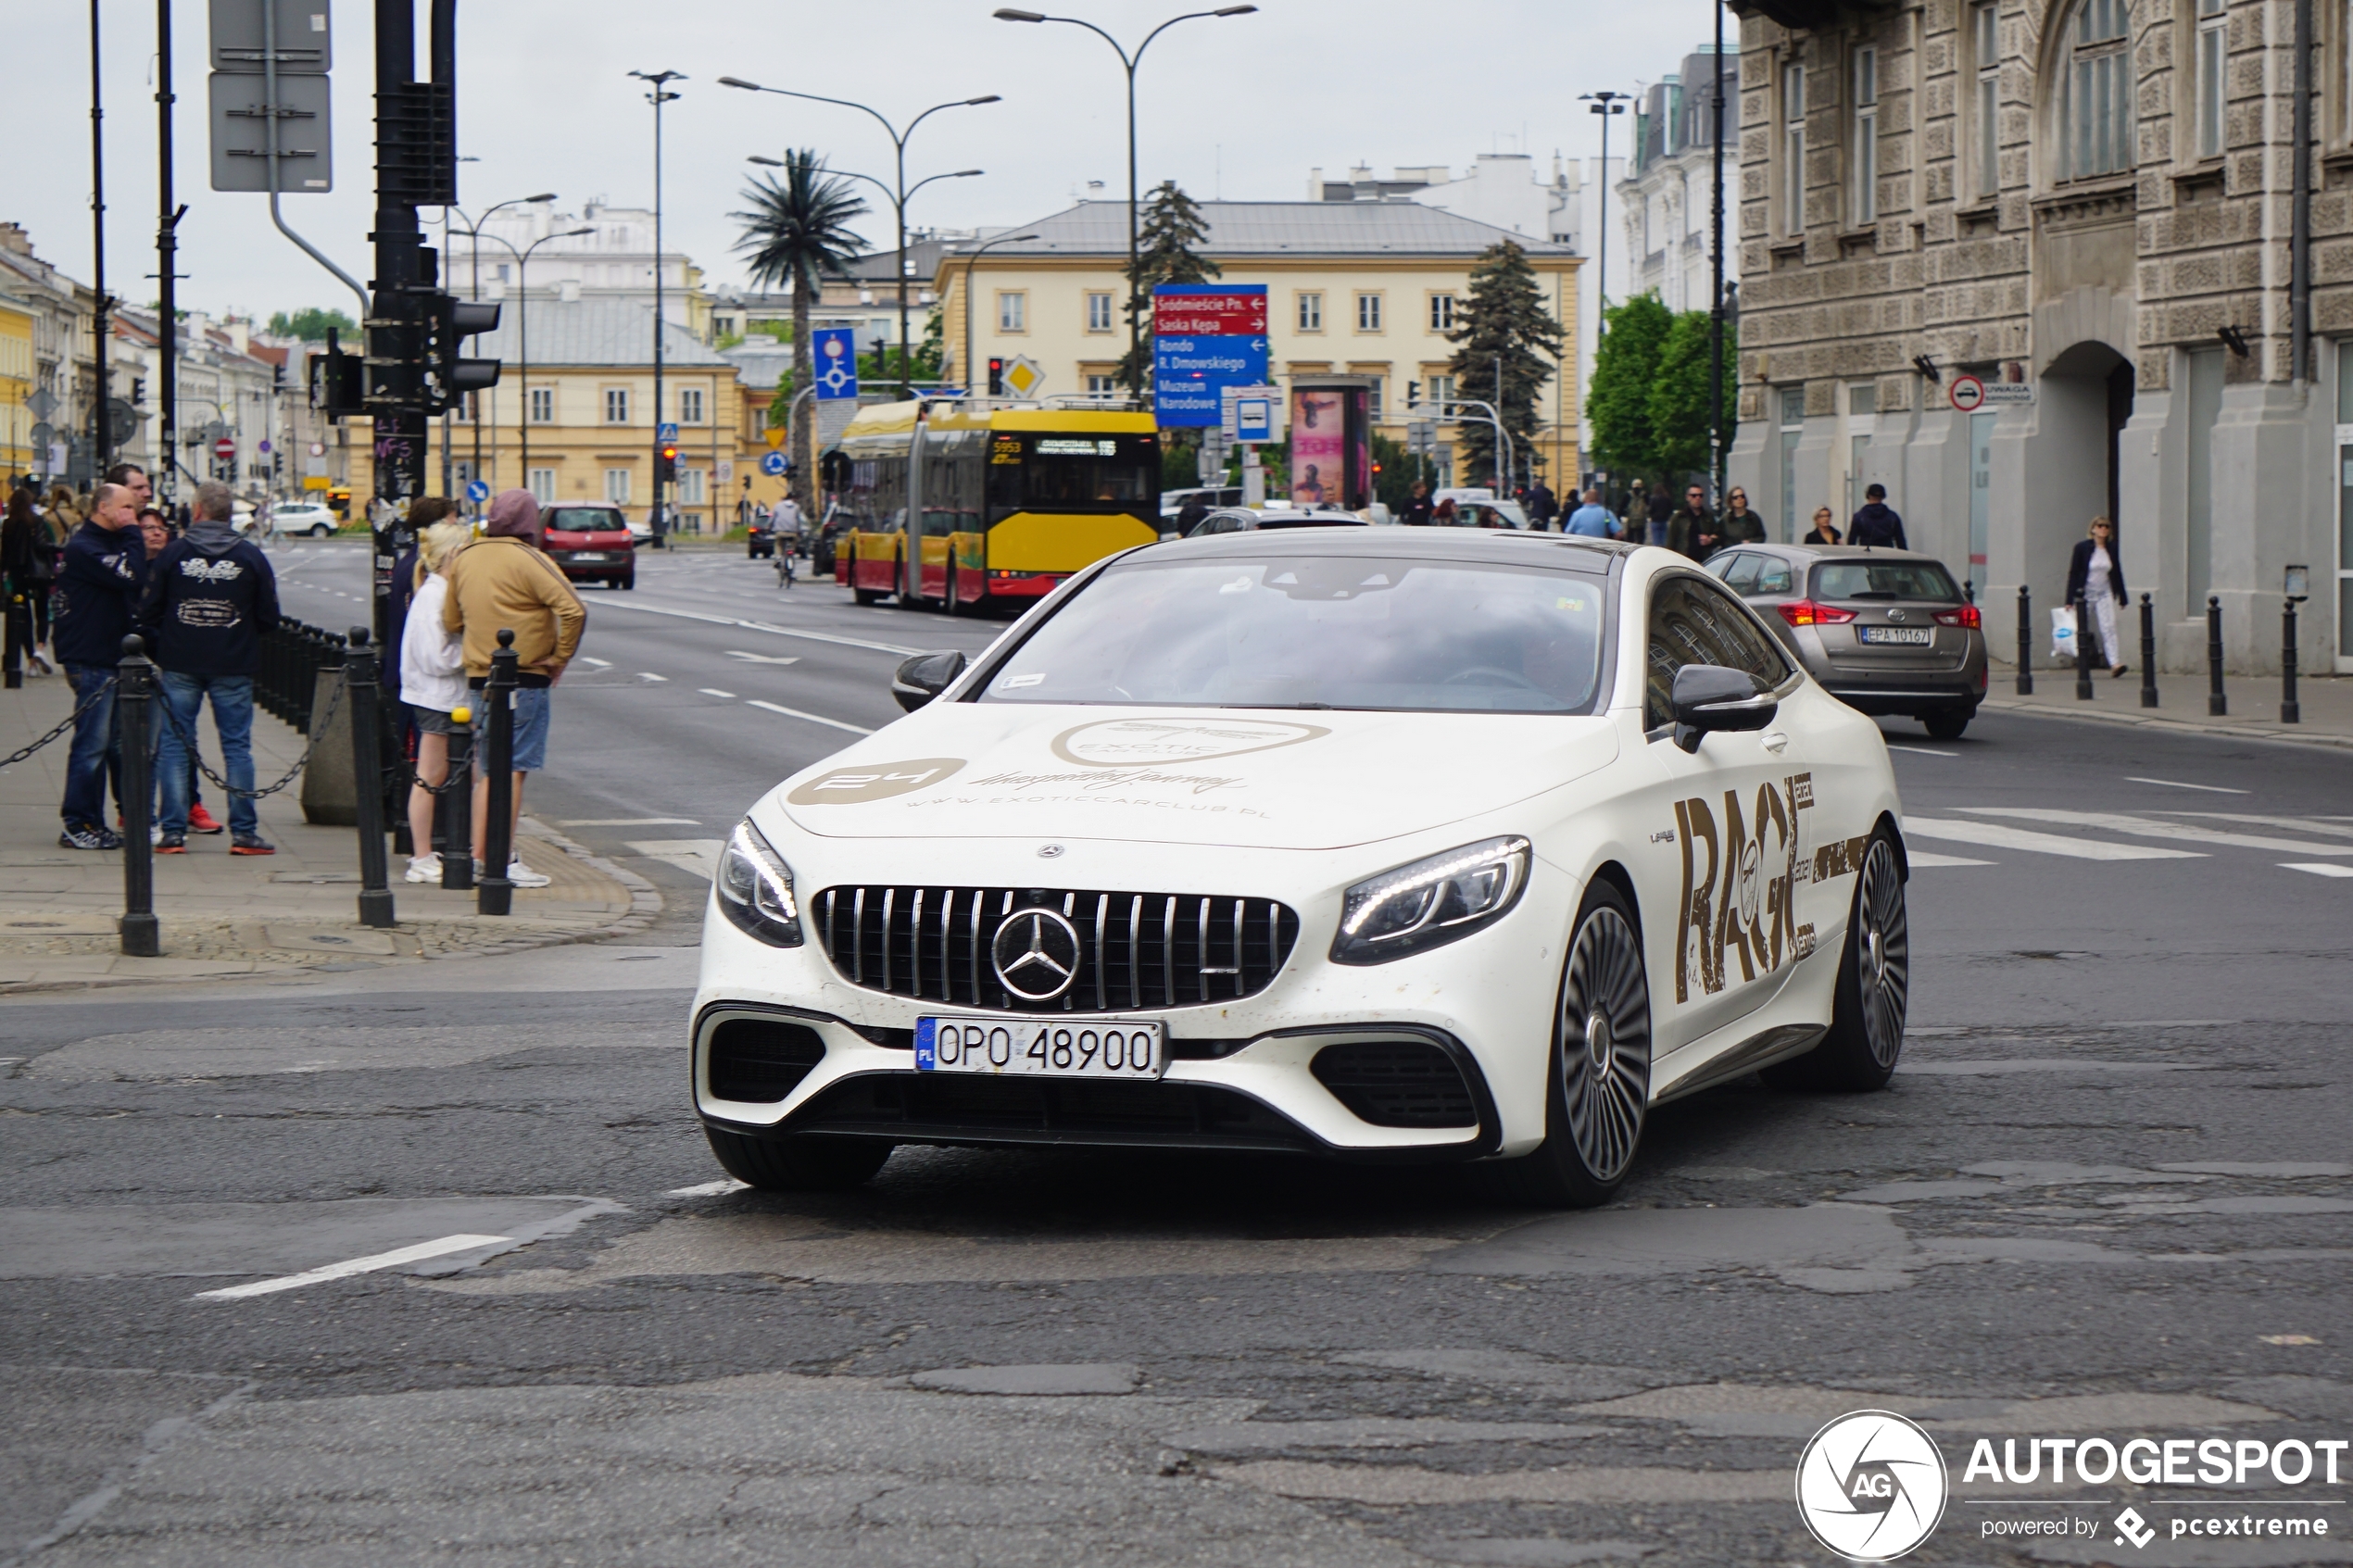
[[2032, 341, 2135, 580]]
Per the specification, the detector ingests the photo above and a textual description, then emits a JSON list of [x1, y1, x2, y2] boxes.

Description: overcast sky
[[6, 0, 1718, 322]]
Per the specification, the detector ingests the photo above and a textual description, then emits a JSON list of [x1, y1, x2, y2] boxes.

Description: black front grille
[[707, 1017, 827, 1103], [790, 1072, 1312, 1150], [812, 886, 1300, 1012], [1311, 1040, 1478, 1128]]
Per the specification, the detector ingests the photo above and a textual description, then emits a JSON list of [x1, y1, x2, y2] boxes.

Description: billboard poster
[[1289, 387, 1345, 507]]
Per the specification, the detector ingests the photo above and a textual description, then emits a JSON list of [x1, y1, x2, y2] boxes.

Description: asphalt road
[[4, 542, 2347, 1567]]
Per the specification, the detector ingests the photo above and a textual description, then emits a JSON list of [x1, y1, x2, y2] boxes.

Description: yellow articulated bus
[[831, 399, 1161, 613]]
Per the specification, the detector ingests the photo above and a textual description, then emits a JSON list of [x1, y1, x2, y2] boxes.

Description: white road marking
[[1906, 851, 1995, 867], [2128, 776, 2250, 795], [1959, 808, 2353, 856], [724, 649, 802, 665], [698, 688, 736, 698], [195, 1234, 510, 1299], [577, 657, 612, 667], [557, 817, 699, 826], [638, 672, 668, 683], [2162, 812, 2353, 842], [666, 1178, 749, 1197], [628, 838, 724, 878], [746, 698, 875, 735], [2281, 862, 2353, 879], [1885, 745, 1957, 758], [587, 596, 924, 657], [1903, 817, 2203, 860]]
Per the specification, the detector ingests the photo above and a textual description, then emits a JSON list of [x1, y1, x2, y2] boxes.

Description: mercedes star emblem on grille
[[991, 908, 1082, 1000]]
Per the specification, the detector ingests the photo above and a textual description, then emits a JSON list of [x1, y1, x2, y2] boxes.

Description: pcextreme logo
[[1795, 1411, 1949, 1562]]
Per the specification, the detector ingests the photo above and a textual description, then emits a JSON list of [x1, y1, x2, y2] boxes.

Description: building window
[[528, 467, 556, 504], [1367, 376, 1385, 417], [997, 292, 1026, 332], [1297, 292, 1324, 332], [1973, 2, 2001, 197], [1356, 293, 1384, 332], [1779, 386, 1806, 546], [1085, 373, 1116, 394], [1428, 373, 1458, 408], [2061, 0, 2133, 179], [1782, 63, 1807, 235], [1086, 292, 1114, 332], [605, 467, 632, 505], [529, 387, 553, 424], [604, 387, 630, 424], [1852, 46, 1879, 225], [680, 386, 705, 423], [2195, 0, 2225, 157], [678, 467, 706, 506], [1428, 294, 1456, 332]]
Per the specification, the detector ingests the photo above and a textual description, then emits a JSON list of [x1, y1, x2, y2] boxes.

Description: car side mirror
[[890, 650, 968, 712], [1669, 664, 1777, 753]]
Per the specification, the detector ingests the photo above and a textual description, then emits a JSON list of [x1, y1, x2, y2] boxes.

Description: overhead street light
[[630, 70, 686, 538], [464, 225, 596, 483], [447, 193, 560, 494], [991, 6, 1259, 402]]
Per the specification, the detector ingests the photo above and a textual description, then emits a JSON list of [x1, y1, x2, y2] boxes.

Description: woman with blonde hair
[[2065, 515, 2130, 677], [398, 520, 472, 882]]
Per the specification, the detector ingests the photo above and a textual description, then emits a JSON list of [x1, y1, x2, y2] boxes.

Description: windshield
[[989, 433, 1157, 507], [545, 508, 627, 533], [1812, 560, 1962, 602], [978, 556, 1608, 714]]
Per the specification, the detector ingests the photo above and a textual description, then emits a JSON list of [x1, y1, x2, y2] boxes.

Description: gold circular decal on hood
[[1050, 717, 1331, 768], [786, 758, 966, 806]]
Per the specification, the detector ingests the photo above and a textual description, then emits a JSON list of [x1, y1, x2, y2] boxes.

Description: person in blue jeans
[[141, 480, 280, 854], [51, 482, 147, 849]]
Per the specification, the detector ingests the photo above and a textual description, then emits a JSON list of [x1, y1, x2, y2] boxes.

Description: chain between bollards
[[117, 634, 160, 958], [2073, 598, 2095, 700], [2015, 583, 2033, 696], [345, 627, 397, 927], [2138, 593, 2158, 708], [2207, 595, 2227, 716], [2282, 597, 2301, 725], [477, 628, 519, 917]]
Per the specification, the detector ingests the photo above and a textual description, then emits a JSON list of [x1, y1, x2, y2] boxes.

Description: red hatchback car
[[539, 505, 637, 590]]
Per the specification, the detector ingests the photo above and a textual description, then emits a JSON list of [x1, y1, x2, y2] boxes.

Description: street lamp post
[[447, 192, 558, 496], [1708, 8, 1729, 509], [722, 78, 1000, 397], [467, 226, 594, 493], [630, 70, 684, 540], [950, 231, 1042, 395], [1579, 91, 1629, 331], [992, 6, 1257, 403]]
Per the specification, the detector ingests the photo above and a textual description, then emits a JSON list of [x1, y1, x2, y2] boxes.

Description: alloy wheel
[[1557, 905, 1651, 1183], [1855, 838, 1909, 1067]]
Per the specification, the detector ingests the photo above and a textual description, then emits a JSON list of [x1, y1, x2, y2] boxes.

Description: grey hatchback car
[[1706, 544, 1989, 738]]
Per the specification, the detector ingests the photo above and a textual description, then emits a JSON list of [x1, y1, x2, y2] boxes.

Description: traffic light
[[1406, 380, 1420, 410], [425, 292, 501, 415], [311, 327, 364, 419], [655, 443, 678, 485], [987, 357, 1004, 396]]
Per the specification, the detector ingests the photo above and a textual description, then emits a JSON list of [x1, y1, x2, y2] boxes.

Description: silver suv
[[1705, 544, 1990, 739]]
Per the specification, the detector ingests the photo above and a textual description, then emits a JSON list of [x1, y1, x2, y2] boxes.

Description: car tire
[[1763, 830, 1908, 1092], [620, 572, 635, 591], [703, 1125, 892, 1191], [853, 586, 882, 606], [1471, 878, 1651, 1209], [1920, 707, 1972, 740]]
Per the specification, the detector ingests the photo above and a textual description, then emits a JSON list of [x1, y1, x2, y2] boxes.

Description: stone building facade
[[1726, 0, 2351, 673]]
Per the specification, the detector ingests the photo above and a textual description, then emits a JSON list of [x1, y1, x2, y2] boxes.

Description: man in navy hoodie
[[142, 481, 279, 853], [52, 482, 146, 849]]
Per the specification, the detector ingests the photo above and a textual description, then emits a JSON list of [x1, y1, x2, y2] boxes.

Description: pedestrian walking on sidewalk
[[2066, 515, 2131, 679], [1565, 488, 1620, 539], [1721, 487, 1768, 546], [1666, 484, 1718, 561], [136, 504, 221, 836], [2, 485, 57, 674], [443, 489, 585, 888], [1803, 507, 1842, 546], [141, 481, 280, 855], [1849, 483, 1908, 549], [51, 482, 147, 849], [399, 520, 471, 884]]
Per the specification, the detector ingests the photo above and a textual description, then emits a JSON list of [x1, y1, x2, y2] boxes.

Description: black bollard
[[118, 634, 160, 958], [2074, 598, 2095, 699], [2015, 583, 2033, 696], [2207, 595, 2227, 716], [2139, 593, 2158, 708], [439, 707, 474, 891], [4, 590, 23, 689], [346, 629, 396, 928], [2282, 598, 2301, 724], [478, 628, 518, 917]]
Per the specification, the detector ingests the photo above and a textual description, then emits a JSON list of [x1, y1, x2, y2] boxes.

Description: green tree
[[1371, 432, 1425, 514], [732, 152, 870, 508], [1123, 181, 1220, 394], [1647, 309, 1738, 481], [1585, 294, 1676, 484], [1444, 240, 1565, 489], [266, 307, 358, 343]]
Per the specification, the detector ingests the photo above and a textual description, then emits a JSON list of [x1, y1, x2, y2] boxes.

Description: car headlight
[[1330, 835, 1531, 965], [715, 817, 803, 947]]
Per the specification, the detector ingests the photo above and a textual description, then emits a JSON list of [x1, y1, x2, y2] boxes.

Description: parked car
[[748, 514, 777, 559], [1160, 485, 1245, 521], [1706, 543, 1988, 738], [272, 502, 341, 537], [1436, 500, 1531, 530], [1183, 506, 1368, 537], [541, 504, 638, 589]]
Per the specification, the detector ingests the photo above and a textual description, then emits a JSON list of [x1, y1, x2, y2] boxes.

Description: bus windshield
[[988, 432, 1156, 508]]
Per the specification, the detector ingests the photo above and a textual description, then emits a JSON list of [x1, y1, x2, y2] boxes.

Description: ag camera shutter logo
[[1795, 1411, 1948, 1562]]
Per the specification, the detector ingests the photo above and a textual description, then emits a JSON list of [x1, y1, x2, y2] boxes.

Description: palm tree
[[732, 153, 870, 512]]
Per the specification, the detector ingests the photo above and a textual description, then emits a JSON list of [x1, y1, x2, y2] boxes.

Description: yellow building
[[0, 299, 32, 478], [937, 202, 1582, 489]]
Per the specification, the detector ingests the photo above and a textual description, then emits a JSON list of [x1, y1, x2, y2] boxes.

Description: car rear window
[[1812, 560, 1962, 602], [545, 508, 626, 532]]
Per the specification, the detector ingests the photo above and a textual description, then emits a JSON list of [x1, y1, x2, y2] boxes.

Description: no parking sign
[[1948, 374, 1986, 413]]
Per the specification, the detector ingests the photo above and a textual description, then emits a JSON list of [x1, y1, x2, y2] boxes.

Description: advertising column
[[1287, 374, 1374, 511]]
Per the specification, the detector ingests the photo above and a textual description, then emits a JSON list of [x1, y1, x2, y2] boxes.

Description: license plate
[[569, 552, 610, 563], [915, 1015, 1165, 1080], [1857, 625, 1933, 645]]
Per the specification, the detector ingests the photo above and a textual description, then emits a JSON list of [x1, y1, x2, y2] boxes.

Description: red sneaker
[[187, 804, 226, 834]]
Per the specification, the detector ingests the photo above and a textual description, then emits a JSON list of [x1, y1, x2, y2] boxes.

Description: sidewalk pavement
[[0, 671, 660, 995], [1982, 660, 2353, 751]]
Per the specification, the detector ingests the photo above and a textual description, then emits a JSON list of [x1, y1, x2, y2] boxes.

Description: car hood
[[773, 704, 1620, 851]]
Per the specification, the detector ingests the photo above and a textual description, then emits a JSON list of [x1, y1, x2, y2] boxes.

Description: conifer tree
[[1444, 240, 1565, 488], [1123, 181, 1221, 394]]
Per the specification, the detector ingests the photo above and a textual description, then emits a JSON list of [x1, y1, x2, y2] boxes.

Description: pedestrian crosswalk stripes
[[1902, 810, 2353, 874], [2169, 811, 2353, 842], [1905, 851, 1994, 868], [1902, 817, 2203, 861], [1957, 809, 2353, 856]]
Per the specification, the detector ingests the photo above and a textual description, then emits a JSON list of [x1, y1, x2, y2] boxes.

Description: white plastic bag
[[2050, 606, 2079, 662]]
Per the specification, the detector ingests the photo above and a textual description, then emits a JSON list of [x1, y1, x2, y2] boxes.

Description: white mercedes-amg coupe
[[691, 527, 1910, 1207]]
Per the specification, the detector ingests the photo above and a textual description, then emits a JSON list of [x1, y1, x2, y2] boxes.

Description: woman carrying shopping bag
[[2065, 515, 2131, 678]]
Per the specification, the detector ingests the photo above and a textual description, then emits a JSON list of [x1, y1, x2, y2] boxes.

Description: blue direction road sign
[[656, 421, 680, 444], [761, 450, 789, 477], [465, 480, 490, 504], [1151, 283, 1270, 428], [812, 328, 861, 400]]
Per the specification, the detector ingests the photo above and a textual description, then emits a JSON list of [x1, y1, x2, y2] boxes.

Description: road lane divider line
[[699, 688, 736, 698], [746, 699, 875, 735], [577, 657, 612, 667], [2281, 862, 2353, 879], [724, 650, 802, 665], [1906, 851, 1995, 867], [1904, 817, 2204, 860], [195, 1235, 511, 1299], [667, 1178, 750, 1197], [2127, 776, 2250, 794], [1886, 745, 1958, 758], [638, 672, 668, 683], [1957, 807, 2353, 856], [586, 596, 924, 657], [2161, 812, 2353, 841]]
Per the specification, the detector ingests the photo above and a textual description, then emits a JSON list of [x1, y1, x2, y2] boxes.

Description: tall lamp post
[[949, 231, 1041, 393], [90, 0, 112, 478], [447, 192, 558, 495], [1707, 12, 1729, 508], [630, 69, 684, 539], [1579, 92, 1629, 329], [992, 6, 1257, 403], [721, 78, 1000, 397], [468, 226, 594, 492]]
